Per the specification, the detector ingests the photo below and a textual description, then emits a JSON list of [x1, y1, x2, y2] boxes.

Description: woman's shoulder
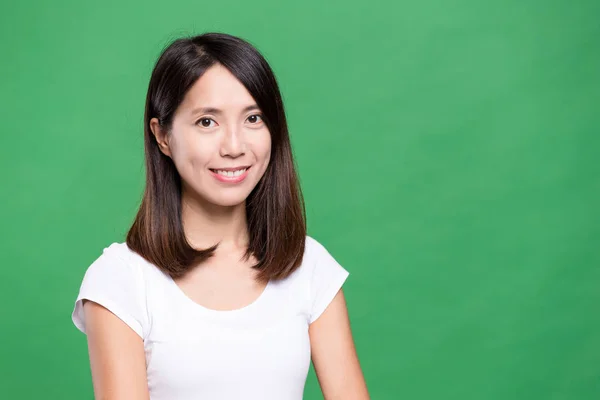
[[99, 241, 158, 272], [101, 241, 138, 261], [303, 234, 340, 267], [299, 235, 350, 324], [290, 234, 348, 280], [72, 241, 153, 339], [96, 236, 339, 282], [82, 241, 164, 287], [78, 242, 147, 283]]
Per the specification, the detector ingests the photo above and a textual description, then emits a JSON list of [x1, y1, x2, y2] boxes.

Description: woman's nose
[[220, 125, 246, 157]]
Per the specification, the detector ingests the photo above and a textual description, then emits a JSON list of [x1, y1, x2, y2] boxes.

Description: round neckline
[[165, 274, 273, 317]]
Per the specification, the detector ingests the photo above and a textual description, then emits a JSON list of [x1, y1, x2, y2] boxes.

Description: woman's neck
[[180, 190, 249, 251]]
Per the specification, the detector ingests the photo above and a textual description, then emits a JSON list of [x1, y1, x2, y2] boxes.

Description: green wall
[[1, 0, 598, 398]]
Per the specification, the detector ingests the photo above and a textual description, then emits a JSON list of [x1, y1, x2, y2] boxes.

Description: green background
[[1, 0, 599, 398]]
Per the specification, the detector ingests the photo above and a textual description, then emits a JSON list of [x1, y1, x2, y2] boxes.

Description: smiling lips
[[209, 166, 251, 183]]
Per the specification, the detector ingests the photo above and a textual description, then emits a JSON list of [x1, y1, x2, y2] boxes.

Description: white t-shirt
[[71, 235, 349, 400]]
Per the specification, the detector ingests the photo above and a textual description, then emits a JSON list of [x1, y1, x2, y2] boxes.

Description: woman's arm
[[309, 289, 370, 399], [83, 300, 150, 400]]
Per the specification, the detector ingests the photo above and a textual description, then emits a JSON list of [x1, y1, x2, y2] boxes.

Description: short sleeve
[[71, 243, 148, 339], [308, 237, 350, 324]]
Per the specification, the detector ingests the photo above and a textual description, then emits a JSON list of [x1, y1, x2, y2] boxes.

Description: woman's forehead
[[183, 65, 254, 108]]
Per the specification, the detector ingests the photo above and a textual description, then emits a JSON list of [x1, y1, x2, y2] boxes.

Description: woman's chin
[[209, 194, 249, 208]]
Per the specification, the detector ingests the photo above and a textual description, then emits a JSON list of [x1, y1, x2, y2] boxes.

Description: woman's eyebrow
[[191, 104, 260, 115]]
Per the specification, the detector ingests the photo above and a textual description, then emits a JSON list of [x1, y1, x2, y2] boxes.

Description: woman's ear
[[149, 117, 172, 158]]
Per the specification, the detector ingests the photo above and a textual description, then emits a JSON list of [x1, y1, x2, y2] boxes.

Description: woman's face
[[150, 64, 272, 208]]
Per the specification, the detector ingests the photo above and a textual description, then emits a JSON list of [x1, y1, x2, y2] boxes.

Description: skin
[[83, 63, 369, 399]]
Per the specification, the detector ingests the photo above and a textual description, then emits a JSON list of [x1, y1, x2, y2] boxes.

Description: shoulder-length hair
[[126, 32, 306, 283]]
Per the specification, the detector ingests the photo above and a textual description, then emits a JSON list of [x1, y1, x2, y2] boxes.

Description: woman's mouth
[[209, 166, 251, 183]]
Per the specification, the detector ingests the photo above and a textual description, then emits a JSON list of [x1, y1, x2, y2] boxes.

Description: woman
[[72, 32, 369, 399]]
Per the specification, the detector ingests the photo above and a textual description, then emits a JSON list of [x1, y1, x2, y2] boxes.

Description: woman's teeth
[[215, 168, 247, 177]]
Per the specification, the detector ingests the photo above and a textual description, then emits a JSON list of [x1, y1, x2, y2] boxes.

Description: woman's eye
[[247, 114, 263, 124], [197, 118, 215, 128]]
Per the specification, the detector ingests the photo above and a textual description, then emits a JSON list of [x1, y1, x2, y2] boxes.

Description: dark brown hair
[[126, 32, 306, 283]]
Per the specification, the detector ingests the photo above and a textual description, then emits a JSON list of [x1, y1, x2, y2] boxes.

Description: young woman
[[71, 32, 369, 399]]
